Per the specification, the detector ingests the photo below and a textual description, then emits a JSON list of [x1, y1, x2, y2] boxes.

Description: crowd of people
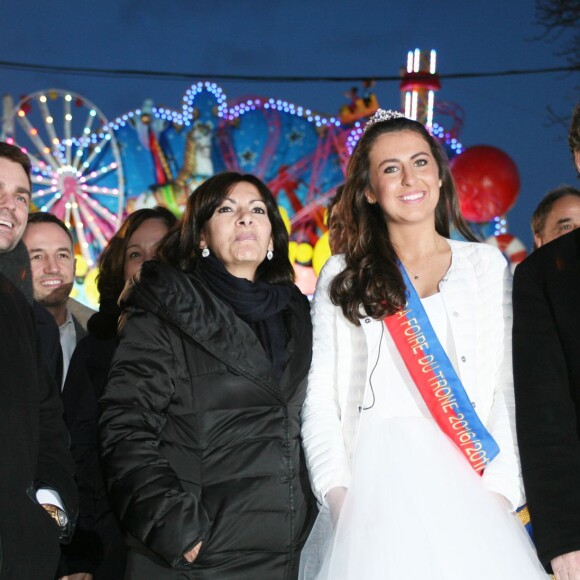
[[0, 101, 579, 580]]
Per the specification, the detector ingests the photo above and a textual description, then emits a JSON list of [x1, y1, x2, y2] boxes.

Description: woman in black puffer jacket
[[99, 172, 317, 580]]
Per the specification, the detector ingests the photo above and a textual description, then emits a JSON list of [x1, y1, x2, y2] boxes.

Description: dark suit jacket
[[513, 228, 580, 570], [59, 306, 126, 579], [0, 273, 78, 580], [34, 301, 63, 386]]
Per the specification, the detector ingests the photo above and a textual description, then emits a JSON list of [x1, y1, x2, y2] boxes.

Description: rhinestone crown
[[364, 109, 406, 132]]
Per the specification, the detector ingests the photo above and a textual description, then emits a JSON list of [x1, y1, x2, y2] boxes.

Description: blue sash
[[383, 265, 500, 473]]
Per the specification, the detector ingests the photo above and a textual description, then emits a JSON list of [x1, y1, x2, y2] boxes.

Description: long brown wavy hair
[[97, 207, 178, 302], [330, 117, 476, 325]]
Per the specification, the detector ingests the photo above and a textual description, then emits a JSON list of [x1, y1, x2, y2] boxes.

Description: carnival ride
[[1, 90, 124, 270], [0, 49, 525, 302]]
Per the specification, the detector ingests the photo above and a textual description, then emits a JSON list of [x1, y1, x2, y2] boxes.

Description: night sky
[[1, 0, 578, 250]]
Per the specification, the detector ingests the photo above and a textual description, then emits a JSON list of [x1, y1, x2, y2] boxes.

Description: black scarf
[[0, 240, 33, 304], [196, 255, 292, 379]]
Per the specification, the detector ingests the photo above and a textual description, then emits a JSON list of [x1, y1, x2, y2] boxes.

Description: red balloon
[[450, 145, 520, 223]]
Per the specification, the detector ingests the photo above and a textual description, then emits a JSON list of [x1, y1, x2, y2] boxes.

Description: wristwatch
[[41, 503, 67, 529]]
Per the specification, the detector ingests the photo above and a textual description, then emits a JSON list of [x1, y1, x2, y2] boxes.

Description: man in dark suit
[[513, 102, 580, 578], [0, 141, 78, 579], [530, 185, 580, 249]]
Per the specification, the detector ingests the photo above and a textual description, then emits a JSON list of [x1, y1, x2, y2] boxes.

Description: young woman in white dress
[[299, 111, 548, 579]]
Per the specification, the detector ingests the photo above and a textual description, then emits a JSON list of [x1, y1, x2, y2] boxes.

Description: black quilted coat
[[99, 262, 316, 579]]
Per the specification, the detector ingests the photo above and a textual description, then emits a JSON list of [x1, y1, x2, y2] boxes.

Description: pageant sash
[[383, 265, 500, 473]]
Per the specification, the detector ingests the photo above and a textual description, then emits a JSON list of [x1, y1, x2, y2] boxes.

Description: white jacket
[[301, 239, 524, 511]]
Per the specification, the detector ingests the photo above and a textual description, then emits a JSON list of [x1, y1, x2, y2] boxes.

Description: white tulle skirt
[[300, 415, 548, 580]]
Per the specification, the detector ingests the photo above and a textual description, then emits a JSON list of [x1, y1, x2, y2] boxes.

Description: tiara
[[364, 109, 406, 132]]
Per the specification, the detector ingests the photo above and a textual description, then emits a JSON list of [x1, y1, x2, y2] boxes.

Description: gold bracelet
[[41, 503, 67, 528]]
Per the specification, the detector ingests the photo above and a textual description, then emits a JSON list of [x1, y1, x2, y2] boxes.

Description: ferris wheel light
[[40, 95, 47, 103], [65, 95, 72, 102], [46, 116, 54, 124], [90, 110, 96, 117], [18, 110, 26, 118], [65, 114, 72, 121], [30, 128, 38, 135]]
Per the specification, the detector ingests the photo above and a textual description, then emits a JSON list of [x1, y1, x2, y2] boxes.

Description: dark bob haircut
[[157, 172, 294, 285]]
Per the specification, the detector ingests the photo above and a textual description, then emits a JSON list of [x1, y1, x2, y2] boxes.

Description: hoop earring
[[266, 250, 273, 261], [201, 248, 210, 258]]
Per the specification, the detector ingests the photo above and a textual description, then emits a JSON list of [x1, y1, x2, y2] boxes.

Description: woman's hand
[[326, 486, 348, 526], [183, 541, 203, 563]]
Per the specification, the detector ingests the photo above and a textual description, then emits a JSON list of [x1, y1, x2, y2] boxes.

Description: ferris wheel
[[1, 89, 125, 268]]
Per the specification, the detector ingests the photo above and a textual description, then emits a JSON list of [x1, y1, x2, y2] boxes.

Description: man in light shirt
[[23, 212, 94, 384]]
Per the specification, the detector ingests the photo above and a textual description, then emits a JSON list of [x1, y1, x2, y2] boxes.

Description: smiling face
[[200, 181, 273, 280], [23, 221, 75, 310], [0, 157, 31, 252], [365, 130, 442, 230], [123, 218, 170, 281]]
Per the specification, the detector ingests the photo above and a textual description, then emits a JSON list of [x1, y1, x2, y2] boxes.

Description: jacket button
[[461, 356, 467, 362], [471, 401, 476, 408], [365, 318, 371, 324], [453, 311, 459, 317]]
